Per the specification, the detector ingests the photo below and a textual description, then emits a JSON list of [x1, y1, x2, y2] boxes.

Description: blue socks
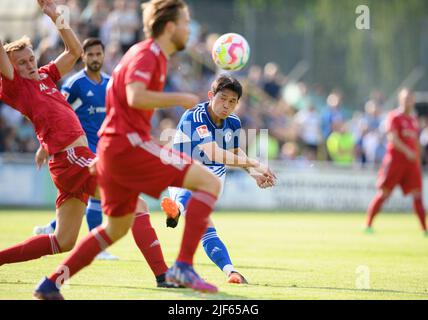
[[175, 190, 236, 275], [49, 219, 56, 230], [201, 227, 235, 275], [175, 189, 192, 214], [47, 198, 102, 232], [85, 198, 102, 231]]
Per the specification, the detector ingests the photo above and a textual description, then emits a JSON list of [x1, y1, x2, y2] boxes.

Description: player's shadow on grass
[[252, 283, 428, 297], [121, 260, 299, 273], [43, 281, 250, 300], [0, 280, 250, 299], [198, 262, 300, 272], [70, 283, 250, 300]]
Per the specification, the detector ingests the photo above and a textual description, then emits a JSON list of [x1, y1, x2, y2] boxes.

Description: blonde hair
[[4, 36, 33, 54], [142, 0, 187, 39]]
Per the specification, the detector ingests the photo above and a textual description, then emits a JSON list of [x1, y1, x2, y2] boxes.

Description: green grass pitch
[[0, 210, 427, 300]]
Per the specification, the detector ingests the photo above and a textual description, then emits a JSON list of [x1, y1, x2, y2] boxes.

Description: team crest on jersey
[[196, 125, 211, 139], [39, 73, 48, 80], [225, 131, 232, 142], [150, 42, 161, 56]]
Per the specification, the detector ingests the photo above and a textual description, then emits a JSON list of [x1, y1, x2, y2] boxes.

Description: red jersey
[[385, 108, 419, 163], [0, 62, 85, 155], [99, 38, 167, 141]]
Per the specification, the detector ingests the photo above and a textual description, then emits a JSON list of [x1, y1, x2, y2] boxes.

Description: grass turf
[[0, 210, 427, 300]]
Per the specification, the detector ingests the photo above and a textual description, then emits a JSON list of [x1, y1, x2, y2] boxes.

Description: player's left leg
[[410, 190, 427, 235], [131, 197, 179, 288], [403, 164, 427, 235], [0, 198, 85, 266], [164, 184, 247, 284], [202, 218, 248, 284], [365, 188, 391, 231], [34, 211, 134, 300]]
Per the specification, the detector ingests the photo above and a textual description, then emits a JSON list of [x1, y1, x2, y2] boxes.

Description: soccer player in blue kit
[[33, 38, 116, 260], [162, 75, 277, 284]]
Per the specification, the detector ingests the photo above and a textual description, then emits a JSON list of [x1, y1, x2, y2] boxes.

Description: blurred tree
[[233, 0, 428, 108]]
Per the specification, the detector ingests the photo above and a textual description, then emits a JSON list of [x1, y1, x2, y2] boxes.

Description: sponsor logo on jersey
[[196, 125, 211, 139], [39, 83, 58, 95], [39, 83, 49, 92]]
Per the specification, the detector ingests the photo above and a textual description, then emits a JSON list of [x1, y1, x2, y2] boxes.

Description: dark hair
[[82, 38, 105, 53], [142, 0, 187, 39], [211, 74, 243, 100]]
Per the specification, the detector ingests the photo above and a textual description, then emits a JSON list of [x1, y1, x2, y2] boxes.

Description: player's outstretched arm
[[38, 0, 83, 77], [233, 147, 277, 188], [199, 142, 256, 169], [126, 82, 199, 110], [0, 39, 14, 80], [200, 142, 277, 185]]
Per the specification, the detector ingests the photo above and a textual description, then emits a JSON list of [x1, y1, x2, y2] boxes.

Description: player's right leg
[[166, 162, 221, 293], [365, 156, 400, 233], [163, 188, 247, 284], [34, 212, 134, 300], [161, 187, 191, 228], [131, 197, 180, 288], [0, 198, 85, 267], [365, 188, 391, 233]]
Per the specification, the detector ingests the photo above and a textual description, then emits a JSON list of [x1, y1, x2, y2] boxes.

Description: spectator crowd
[[1, 0, 427, 168]]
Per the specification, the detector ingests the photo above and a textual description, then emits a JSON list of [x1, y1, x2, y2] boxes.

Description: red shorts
[[97, 134, 192, 217], [49, 146, 98, 208], [377, 154, 422, 195]]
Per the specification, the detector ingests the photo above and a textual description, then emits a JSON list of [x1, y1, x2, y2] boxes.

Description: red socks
[[367, 192, 427, 232], [131, 213, 168, 276], [366, 192, 385, 227], [0, 234, 60, 266], [49, 227, 112, 286], [413, 196, 427, 231], [177, 191, 217, 265]]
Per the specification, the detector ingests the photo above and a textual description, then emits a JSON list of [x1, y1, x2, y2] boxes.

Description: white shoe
[[33, 224, 55, 235], [95, 251, 119, 261]]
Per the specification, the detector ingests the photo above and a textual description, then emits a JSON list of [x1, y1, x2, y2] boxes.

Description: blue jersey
[[61, 70, 110, 152], [173, 101, 241, 177]]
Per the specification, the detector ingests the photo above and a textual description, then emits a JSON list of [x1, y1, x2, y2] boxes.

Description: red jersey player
[[365, 88, 427, 235], [0, 0, 98, 267], [0, 0, 176, 292]]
